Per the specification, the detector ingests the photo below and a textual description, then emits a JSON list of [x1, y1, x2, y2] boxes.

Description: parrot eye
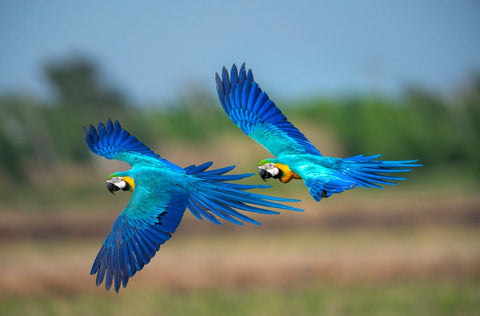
[[263, 163, 275, 169]]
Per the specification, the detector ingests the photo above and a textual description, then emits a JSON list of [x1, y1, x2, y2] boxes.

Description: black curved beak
[[259, 168, 269, 181], [107, 182, 118, 194]]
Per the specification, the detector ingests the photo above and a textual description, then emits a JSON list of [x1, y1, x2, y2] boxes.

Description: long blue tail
[[184, 162, 303, 225], [306, 154, 421, 201], [340, 154, 422, 189]]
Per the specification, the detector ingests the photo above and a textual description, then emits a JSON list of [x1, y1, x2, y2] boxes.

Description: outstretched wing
[[216, 64, 322, 158], [91, 185, 188, 292], [83, 119, 181, 170], [184, 161, 303, 226]]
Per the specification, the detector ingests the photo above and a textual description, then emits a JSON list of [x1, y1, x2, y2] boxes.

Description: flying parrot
[[83, 119, 302, 292], [215, 64, 422, 201]]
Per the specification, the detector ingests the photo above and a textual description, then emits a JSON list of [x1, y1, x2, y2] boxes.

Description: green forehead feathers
[[258, 159, 273, 166]]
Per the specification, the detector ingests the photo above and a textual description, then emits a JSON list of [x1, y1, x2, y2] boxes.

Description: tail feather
[[194, 192, 250, 225], [194, 165, 236, 176], [196, 191, 261, 225], [185, 162, 303, 225], [188, 198, 222, 225], [218, 198, 285, 215], [199, 173, 254, 182], [305, 155, 421, 201], [184, 161, 213, 173], [341, 155, 422, 189]]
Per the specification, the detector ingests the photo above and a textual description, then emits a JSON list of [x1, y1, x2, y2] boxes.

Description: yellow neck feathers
[[123, 176, 135, 192], [274, 163, 302, 183]]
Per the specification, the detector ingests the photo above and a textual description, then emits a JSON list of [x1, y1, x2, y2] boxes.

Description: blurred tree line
[[295, 81, 480, 176], [0, 56, 479, 184]]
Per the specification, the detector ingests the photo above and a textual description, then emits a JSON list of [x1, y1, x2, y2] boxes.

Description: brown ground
[[0, 191, 478, 296]]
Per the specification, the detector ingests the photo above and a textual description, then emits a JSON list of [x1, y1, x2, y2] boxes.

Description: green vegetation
[[1, 56, 478, 315], [1, 281, 478, 316], [293, 85, 480, 175], [1, 57, 479, 186]]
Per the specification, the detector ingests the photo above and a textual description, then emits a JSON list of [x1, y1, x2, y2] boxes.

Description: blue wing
[[91, 186, 188, 292], [83, 119, 181, 170], [216, 64, 322, 157], [184, 162, 303, 226], [86, 120, 304, 292]]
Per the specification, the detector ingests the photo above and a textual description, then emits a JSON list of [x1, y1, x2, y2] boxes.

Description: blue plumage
[[84, 120, 302, 292], [215, 64, 422, 201], [216, 65, 321, 157]]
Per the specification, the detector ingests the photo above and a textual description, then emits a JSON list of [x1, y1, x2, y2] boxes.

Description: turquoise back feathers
[[83, 119, 302, 292], [215, 64, 422, 201]]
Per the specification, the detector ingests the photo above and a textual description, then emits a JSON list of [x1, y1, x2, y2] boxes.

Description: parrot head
[[106, 174, 135, 194], [258, 160, 282, 181]]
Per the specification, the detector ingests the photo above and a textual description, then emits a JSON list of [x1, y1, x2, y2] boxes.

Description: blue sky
[[1, 1, 480, 104]]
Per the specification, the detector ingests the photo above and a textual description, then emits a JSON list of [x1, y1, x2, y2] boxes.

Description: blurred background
[[1, 1, 479, 315]]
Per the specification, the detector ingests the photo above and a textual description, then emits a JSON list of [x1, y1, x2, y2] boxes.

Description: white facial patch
[[267, 167, 280, 177], [107, 176, 127, 189], [260, 163, 280, 177]]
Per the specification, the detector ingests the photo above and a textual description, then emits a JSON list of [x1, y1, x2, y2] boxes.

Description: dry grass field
[[1, 183, 479, 315]]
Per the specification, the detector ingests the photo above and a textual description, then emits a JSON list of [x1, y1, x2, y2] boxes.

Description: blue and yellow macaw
[[83, 119, 302, 292], [215, 64, 421, 201]]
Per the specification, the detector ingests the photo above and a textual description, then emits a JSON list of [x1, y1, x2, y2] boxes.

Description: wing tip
[[83, 119, 161, 160]]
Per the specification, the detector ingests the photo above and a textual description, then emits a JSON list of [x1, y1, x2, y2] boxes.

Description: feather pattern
[[215, 64, 422, 201], [185, 161, 303, 226], [83, 119, 182, 171], [216, 64, 322, 157], [90, 191, 187, 292], [84, 120, 303, 292]]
